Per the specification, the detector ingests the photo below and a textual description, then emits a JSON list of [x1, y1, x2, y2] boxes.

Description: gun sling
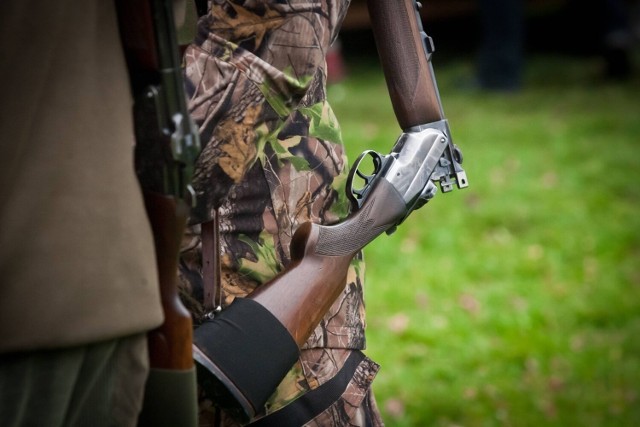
[[246, 351, 367, 427]]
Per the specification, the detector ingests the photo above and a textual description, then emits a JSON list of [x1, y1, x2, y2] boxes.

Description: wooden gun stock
[[116, 0, 158, 90], [367, 0, 445, 128], [137, 193, 197, 427], [250, 177, 407, 346], [143, 192, 193, 370]]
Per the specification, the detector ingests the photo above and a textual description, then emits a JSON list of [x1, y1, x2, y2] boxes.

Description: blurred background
[[327, 0, 640, 425]]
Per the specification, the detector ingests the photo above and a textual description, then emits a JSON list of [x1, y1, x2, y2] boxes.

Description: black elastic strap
[[247, 351, 366, 427], [193, 298, 299, 422]]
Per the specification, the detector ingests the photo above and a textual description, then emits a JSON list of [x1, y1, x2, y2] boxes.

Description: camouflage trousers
[[180, 1, 384, 425]]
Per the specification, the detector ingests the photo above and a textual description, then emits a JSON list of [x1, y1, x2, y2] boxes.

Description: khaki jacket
[[0, 0, 163, 353]]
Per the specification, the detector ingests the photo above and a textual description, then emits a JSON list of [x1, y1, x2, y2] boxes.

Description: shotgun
[[192, 0, 468, 422], [116, 1, 200, 425]]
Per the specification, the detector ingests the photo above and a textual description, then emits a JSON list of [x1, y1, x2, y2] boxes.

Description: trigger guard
[[346, 150, 382, 209]]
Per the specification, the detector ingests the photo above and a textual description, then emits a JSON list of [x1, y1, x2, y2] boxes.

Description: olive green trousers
[[0, 334, 148, 427]]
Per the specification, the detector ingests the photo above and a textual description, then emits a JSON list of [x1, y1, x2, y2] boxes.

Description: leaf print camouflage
[[178, 1, 383, 425]]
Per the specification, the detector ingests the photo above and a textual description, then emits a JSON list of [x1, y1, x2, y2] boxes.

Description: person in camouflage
[[178, 1, 384, 425]]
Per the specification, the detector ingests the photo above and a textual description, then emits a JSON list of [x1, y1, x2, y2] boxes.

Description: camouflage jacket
[[178, 0, 380, 423]]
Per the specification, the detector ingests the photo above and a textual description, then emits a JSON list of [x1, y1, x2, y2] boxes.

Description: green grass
[[329, 54, 640, 426]]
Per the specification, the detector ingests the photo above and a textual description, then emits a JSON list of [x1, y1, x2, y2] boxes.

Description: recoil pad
[[192, 297, 299, 423]]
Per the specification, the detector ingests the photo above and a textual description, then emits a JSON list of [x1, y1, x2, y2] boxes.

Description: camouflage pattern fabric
[[178, 1, 383, 425]]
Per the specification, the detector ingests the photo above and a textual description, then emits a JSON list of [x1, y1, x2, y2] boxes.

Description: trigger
[[346, 165, 362, 210]]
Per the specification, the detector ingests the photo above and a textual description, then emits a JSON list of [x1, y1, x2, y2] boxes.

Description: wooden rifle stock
[[143, 192, 193, 370], [249, 178, 406, 346], [116, 0, 158, 92], [248, 222, 353, 347]]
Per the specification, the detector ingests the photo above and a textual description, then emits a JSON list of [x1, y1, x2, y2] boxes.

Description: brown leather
[[201, 210, 221, 311]]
